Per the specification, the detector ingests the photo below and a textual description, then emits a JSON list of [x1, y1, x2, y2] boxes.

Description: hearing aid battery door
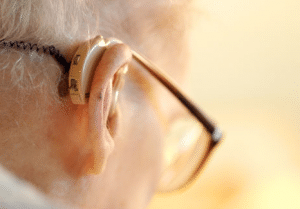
[[69, 36, 108, 104]]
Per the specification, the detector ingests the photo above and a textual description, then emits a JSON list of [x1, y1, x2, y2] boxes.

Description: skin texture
[[0, 44, 165, 208], [0, 0, 192, 207]]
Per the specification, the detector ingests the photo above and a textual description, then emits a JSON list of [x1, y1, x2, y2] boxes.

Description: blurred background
[[149, 0, 300, 208]]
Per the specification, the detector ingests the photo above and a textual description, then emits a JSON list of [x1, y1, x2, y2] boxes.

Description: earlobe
[[58, 43, 132, 178]]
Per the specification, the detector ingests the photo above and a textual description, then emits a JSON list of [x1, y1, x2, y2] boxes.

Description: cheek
[[103, 97, 163, 208], [123, 105, 163, 178]]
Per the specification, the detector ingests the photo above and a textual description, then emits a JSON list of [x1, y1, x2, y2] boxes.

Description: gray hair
[[0, 0, 192, 133]]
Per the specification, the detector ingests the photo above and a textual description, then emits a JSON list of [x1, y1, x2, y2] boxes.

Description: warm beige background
[[149, 0, 300, 208]]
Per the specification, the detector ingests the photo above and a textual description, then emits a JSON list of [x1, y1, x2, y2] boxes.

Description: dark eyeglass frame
[[132, 50, 222, 191]]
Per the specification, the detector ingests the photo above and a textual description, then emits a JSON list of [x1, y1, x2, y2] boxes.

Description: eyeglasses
[[130, 49, 222, 193], [0, 36, 223, 193]]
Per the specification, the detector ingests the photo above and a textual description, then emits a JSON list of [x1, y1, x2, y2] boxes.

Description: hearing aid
[[69, 36, 126, 105]]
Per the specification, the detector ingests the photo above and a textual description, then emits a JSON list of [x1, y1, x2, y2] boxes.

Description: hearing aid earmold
[[69, 36, 122, 104]]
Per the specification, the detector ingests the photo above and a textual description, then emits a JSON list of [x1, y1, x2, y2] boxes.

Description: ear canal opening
[[107, 106, 119, 137]]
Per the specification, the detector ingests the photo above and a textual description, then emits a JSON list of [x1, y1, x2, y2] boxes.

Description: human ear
[[56, 43, 132, 178]]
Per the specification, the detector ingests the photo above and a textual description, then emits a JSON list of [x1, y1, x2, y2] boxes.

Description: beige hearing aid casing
[[69, 36, 107, 104], [69, 36, 123, 104]]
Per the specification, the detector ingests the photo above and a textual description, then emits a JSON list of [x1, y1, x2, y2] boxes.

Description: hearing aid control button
[[73, 54, 81, 65], [70, 79, 78, 91]]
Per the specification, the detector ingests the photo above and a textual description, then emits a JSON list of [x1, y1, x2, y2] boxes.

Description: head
[[0, 0, 192, 208]]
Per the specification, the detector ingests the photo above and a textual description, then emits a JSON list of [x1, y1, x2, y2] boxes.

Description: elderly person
[[0, 0, 221, 208]]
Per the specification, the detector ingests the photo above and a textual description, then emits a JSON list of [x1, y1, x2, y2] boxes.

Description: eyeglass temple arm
[[131, 50, 222, 143]]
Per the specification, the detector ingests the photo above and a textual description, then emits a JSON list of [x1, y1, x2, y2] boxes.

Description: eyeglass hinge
[[212, 127, 223, 143]]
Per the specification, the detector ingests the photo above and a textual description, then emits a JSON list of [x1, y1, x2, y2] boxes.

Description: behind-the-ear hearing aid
[[68, 35, 127, 105], [0, 36, 127, 106]]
